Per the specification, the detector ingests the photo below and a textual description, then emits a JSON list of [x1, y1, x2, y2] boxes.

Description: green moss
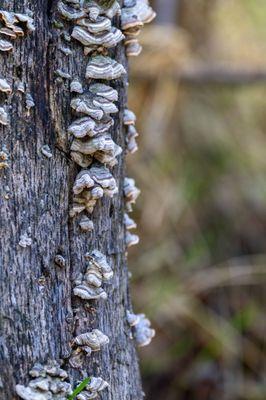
[[96, 0, 116, 8]]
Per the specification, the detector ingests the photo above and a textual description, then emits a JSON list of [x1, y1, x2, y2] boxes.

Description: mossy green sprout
[[68, 377, 91, 400]]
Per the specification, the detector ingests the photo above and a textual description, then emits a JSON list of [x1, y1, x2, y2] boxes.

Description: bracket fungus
[[0, 27, 17, 39], [16, 81, 26, 93], [13, 13, 35, 33], [70, 78, 84, 93], [77, 16, 112, 34], [86, 0, 121, 20], [73, 249, 113, 301], [79, 215, 94, 232], [69, 84, 122, 168], [126, 310, 140, 327], [124, 109, 139, 154], [58, 0, 121, 23], [72, 26, 124, 50], [71, 91, 118, 118], [59, 0, 125, 227], [41, 145, 53, 159], [57, 1, 87, 21], [89, 83, 118, 102], [26, 93, 35, 112], [70, 329, 109, 368], [0, 38, 13, 52], [126, 124, 139, 154], [0, 150, 9, 169], [126, 230, 140, 248], [76, 377, 109, 400], [54, 254, 66, 268], [71, 165, 118, 216], [125, 36, 143, 57], [0, 107, 8, 126], [0, 78, 11, 93], [71, 134, 122, 168], [124, 213, 137, 230], [124, 177, 141, 248], [71, 95, 104, 120], [0, 10, 35, 38], [19, 233, 32, 248], [58, 0, 123, 57], [16, 361, 72, 400], [124, 177, 141, 247], [127, 311, 155, 347], [68, 115, 114, 139], [124, 213, 139, 248], [124, 177, 141, 212], [121, 0, 156, 57], [92, 97, 118, 114], [123, 108, 137, 126], [123, 0, 156, 27], [86, 55, 126, 80]]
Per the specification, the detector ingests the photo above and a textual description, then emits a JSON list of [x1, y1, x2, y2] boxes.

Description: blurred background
[[127, 1, 266, 399]]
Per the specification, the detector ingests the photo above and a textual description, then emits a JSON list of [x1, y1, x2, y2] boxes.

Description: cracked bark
[[0, 0, 143, 398]]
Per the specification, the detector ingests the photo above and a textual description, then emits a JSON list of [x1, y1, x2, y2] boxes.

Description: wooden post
[[0, 1, 143, 398]]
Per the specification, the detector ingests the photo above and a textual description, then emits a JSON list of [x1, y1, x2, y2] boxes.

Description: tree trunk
[[0, 0, 143, 399]]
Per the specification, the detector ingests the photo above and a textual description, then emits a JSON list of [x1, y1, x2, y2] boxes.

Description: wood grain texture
[[0, 1, 143, 398]]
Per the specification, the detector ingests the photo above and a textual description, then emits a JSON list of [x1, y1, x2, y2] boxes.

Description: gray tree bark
[[0, 0, 142, 398]]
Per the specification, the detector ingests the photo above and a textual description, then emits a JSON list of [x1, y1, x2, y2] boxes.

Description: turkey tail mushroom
[[127, 311, 156, 347], [0, 78, 12, 93], [124, 177, 141, 212], [0, 107, 8, 125], [124, 109, 139, 154], [16, 361, 72, 400], [69, 85, 121, 167], [70, 329, 109, 368], [71, 166, 118, 216], [86, 55, 126, 80], [76, 377, 109, 400], [121, 0, 156, 57], [73, 249, 113, 301]]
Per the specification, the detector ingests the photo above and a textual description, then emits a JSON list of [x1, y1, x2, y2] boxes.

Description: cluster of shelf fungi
[[0, 1, 156, 398]]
